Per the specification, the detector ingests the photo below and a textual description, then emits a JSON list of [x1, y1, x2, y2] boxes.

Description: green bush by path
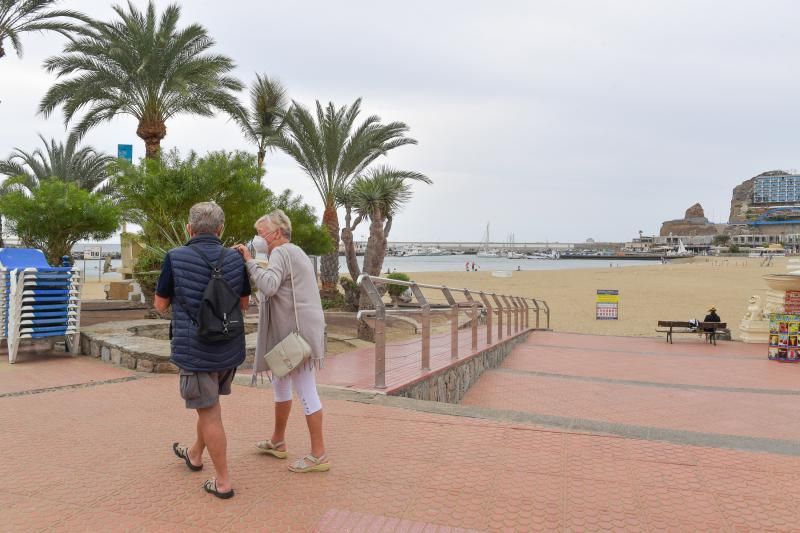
[[0, 179, 119, 265]]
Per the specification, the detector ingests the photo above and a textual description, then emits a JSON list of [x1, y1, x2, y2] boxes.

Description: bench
[[656, 321, 727, 345]]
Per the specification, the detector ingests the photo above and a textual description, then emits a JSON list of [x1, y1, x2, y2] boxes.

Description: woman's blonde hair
[[255, 209, 292, 239]]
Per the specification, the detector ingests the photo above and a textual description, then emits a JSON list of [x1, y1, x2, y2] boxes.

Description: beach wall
[[391, 331, 530, 403]]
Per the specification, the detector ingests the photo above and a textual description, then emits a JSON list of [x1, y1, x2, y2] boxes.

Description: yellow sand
[[407, 257, 787, 340]]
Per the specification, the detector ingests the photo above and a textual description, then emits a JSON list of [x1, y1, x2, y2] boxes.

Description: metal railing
[[356, 274, 550, 388]]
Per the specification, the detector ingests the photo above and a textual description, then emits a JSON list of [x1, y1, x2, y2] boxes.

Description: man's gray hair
[[255, 209, 292, 239], [188, 202, 225, 235]]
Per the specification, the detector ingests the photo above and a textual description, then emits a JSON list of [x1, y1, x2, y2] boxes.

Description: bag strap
[[187, 245, 226, 277], [286, 247, 301, 334], [172, 246, 227, 324]]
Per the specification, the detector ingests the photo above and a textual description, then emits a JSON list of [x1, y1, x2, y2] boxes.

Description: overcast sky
[[1, 0, 798, 243]]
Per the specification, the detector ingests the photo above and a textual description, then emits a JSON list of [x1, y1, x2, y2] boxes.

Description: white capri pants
[[272, 365, 322, 415]]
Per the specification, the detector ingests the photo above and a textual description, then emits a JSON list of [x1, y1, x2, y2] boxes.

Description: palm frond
[[0, 132, 113, 194], [276, 97, 417, 214], [37, 0, 243, 148], [0, 1, 90, 58]]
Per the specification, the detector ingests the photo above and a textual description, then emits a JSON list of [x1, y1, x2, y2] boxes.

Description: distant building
[[753, 174, 800, 205]]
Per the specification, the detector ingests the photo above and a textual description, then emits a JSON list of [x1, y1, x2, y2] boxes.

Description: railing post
[[441, 288, 459, 360], [491, 294, 504, 340], [515, 297, 526, 331], [520, 298, 530, 329], [501, 295, 513, 336], [531, 299, 541, 329], [409, 283, 430, 371], [358, 274, 386, 389], [510, 296, 520, 333], [542, 300, 551, 329], [479, 292, 493, 345], [463, 289, 478, 351]]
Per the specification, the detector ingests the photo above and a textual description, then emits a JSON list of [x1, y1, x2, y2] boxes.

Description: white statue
[[744, 295, 762, 321]]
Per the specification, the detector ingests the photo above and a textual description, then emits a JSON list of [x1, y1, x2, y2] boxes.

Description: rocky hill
[[660, 203, 719, 236]]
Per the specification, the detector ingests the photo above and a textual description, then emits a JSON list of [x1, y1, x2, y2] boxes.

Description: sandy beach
[[78, 256, 784, 341], [406, 257, 786, 341]]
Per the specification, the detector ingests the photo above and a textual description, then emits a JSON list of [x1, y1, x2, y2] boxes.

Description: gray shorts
[[179, 368, 237, 409]]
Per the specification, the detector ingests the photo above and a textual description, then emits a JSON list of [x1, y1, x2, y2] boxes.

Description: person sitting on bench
[[702, 307, 721, 340], [704, 307, 721, 325]]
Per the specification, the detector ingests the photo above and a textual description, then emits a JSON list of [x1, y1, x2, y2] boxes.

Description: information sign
[[785, 291, 800, 314], [84, 245, 102, 260], [596, 289, 619, 320], [117, 144, 133, 162]]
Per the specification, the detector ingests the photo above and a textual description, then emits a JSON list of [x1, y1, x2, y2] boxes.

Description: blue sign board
[[117, 144, 133, 162]]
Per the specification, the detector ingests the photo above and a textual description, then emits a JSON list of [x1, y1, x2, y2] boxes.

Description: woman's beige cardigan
[[246, 243, 325, 382]]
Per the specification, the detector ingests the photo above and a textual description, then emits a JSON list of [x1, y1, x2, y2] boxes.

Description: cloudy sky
[[1, 0, 798, 243]]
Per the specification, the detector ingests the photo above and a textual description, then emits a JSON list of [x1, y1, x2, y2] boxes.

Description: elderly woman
[[233, 209, 329, 473]]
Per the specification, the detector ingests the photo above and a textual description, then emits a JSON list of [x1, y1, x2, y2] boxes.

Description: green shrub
[[386, 272, 411, 296], [0, 178, 119, 265], [321, 293, 346, 310], [339, 276, 359, 311]]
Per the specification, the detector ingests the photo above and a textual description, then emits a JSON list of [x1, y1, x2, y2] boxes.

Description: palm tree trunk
[[257, 149, 266, 168], [136, 120, 167, 160], [0, 41, 5, 60], [357, 209, 387, 341], [340, 207, 362, 282], [320, 203, 340, 298], [0, 216, 4, 248]]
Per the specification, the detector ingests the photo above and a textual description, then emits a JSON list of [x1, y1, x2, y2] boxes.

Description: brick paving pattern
[[2, 331, 799, 531]]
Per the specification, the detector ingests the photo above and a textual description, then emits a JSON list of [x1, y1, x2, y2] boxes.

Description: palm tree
[[38, 1, 244, 159], [278, 98, 417, 296], [0, 0, 89, 60], [0, 133, 114, 246], [338, 166, 431, 339], [238, 74, 288, 168]]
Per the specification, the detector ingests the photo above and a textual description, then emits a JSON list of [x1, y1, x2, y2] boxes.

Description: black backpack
[[176, 246, 245, 344]]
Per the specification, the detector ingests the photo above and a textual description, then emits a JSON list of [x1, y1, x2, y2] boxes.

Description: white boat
[[526, 251, 559, 260], [506, 251, 527, 259], [401, 245, 449, 257], [477, 250, 500, 258], [666, 239, 692, 257], [477, 222, 501, 257]]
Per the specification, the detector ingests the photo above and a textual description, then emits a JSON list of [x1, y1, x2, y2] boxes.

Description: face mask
[[252, 235, 268, 254]]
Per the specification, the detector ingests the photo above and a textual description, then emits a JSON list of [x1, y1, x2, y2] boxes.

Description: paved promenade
[[1, 332, 799, 531]]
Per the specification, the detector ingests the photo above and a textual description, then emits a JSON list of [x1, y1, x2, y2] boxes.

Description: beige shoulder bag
[[263, 248, 312, 378]]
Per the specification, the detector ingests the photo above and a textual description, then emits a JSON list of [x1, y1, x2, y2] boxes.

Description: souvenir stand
[[0, 249, 82, 363]]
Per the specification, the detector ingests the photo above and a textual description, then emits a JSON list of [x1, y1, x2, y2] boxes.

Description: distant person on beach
[[156, 202, 250, 500], [471, 262, 476, 271], [465, 261, 469, 271]]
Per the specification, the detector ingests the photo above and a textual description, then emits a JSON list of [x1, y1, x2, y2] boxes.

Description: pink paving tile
[[315, 509, 483, 533], [0, 348, 133, 395], [3, 331, 800, 531]]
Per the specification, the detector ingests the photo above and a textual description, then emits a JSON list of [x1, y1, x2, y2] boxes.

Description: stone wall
[[80, 319, 257, 373], [393, 332, 529, 403]]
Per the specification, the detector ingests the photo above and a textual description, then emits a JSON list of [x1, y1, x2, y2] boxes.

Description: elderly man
[[155, 202, 250, 499]]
